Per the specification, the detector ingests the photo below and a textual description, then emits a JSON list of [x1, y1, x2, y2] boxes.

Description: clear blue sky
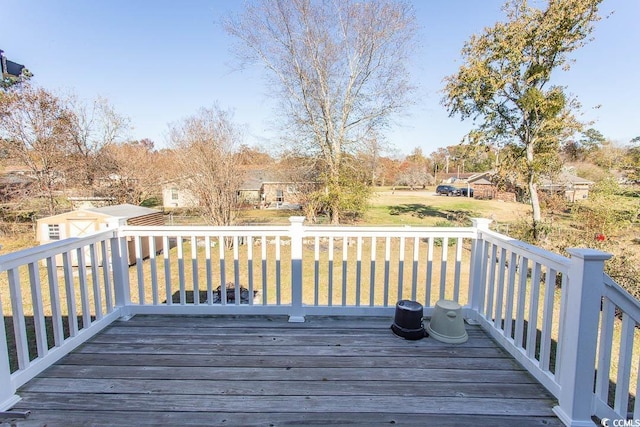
[[2, 0, 638, 156]]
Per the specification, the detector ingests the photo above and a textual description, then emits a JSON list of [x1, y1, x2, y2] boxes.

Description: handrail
[[0, 218, 638, 426]]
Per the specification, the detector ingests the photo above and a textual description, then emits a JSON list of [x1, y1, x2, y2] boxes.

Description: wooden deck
[[9, 315, 563, 426]]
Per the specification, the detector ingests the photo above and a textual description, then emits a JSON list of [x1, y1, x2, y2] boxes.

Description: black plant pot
[[391, 300, 427, 340]]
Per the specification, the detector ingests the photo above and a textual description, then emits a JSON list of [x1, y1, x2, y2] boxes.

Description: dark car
[[458, 187, 474, 197], [435, 185, 460, 196]]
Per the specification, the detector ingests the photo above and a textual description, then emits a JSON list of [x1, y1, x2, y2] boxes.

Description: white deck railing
[[0, 217, 638, 426]]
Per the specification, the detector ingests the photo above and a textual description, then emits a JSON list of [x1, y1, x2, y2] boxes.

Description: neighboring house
[[162, 172, 319, 210], [261, 181, 315, 209], [539, 171, 593, 202], [465, 169, 593, 202], [161, 178, 199, 209], [36, 204, 164, 265], [436, 173, 475, 185]]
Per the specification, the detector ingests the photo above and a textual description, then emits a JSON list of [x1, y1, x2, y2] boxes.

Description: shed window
[[171, 188, 179, 201], [48, 224, 60, 240]]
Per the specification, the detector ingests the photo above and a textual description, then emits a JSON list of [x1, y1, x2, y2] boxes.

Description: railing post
[[468, 218, 492, 322], [0, 302, 20, 410], [288, 216, 306, 323], [110, 231, 131, 316], [553, 248, 611, 427]]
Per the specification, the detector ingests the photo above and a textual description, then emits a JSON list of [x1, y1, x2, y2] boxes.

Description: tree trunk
[[526, 142, 542, 240]]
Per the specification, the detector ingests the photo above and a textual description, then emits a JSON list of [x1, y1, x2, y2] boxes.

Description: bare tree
[[100, 139, 163, 205], [168, 106, 244, 226], [226, 0, 417, 223], [64, 95, 130, 188], [0, 85, 71, 215]]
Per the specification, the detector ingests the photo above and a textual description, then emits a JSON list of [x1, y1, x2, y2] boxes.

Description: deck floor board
[[10, 315, 563, 426]]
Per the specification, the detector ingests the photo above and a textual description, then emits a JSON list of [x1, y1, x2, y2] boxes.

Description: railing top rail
[[119, 225, 292, 237], [478, 228, 571, 272], [302, 225, 476, 236], [0, 229, 117, 272], [119, 224, 478, 238], [603, 273, 640, 321]]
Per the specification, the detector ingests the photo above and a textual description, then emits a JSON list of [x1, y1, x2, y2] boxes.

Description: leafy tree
[[443, 0, 602, 239], [226, 0, 417, 223], [562, 127, 605, 161], [625, 136, 640, 183]]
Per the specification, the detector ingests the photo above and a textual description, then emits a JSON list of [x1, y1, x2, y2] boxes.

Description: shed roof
[[84, 204, 160, 219]]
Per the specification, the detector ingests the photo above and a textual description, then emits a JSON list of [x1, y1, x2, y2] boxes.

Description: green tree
[[226, 0, 417, 224], [443, 0, 602, 239]]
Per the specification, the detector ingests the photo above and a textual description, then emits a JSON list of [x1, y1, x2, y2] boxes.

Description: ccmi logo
[[601, 419, 610, 427]]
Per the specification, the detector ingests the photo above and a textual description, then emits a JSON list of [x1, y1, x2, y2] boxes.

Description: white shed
[[36, 204, 164, 265]]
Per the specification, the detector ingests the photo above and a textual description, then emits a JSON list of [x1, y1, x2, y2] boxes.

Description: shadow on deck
[[8, 315, 562, 426]]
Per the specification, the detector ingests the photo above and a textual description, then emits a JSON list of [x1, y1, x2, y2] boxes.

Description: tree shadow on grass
[[388, 203, 478, 223]]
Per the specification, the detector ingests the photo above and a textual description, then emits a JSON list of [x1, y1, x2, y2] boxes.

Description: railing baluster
[[453, 237, 462, 302], [177, 237, 185, 305], [485, 244, 497, 321], [219, 236, 226, 305], [328, 237, 334, 306], [595, 298, 615, 402], [28, 262, 47, 358], [398, 236, 405, 301], [0, 292, 16, 405], [526, 262, 542, 359], [163, 235, 171, 305], [261, 235, 267, 304], [275, 236, 281, 305], [383, 237, 390, 307], [76, 247, 91, 329], [411, 236, 419, 301], [135, 235, 144, 305], [234, 235, 240, 306], [247, 236, 254, 306], [62, 251, 78, 338], [504, 251, 517, 339], [425, 237, 433, 307], [191, 236, 199, 305], [439, 237, 448, 300], [494, 247, 507, 330], [614, 313, 634, 415], [355, 236, 362, 306], [341, 237, 348, 306], [100, 240, 113, 313], [514, 256, 529, 348], [314, 237, 320, 306], [8, 268, 29, 369], [89, 243, 103, 320], [539, 267, 556, 371], [46, 257, 64, 347], [149, 236, 158, 305], [205, 236, 212, 305], [369, 236, 376, 307]]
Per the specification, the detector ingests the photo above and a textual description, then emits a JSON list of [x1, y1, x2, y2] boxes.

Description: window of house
[[276, 190, 284, 203], [48, 224, 60, 240], [171, 188, 179, 200]]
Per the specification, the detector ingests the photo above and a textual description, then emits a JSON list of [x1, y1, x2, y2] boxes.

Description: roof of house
[[539, 171, 593, 187]]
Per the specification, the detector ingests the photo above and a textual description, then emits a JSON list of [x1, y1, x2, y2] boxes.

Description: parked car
[[435, 185, 460, 196], [458, 187, 474, 197]]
